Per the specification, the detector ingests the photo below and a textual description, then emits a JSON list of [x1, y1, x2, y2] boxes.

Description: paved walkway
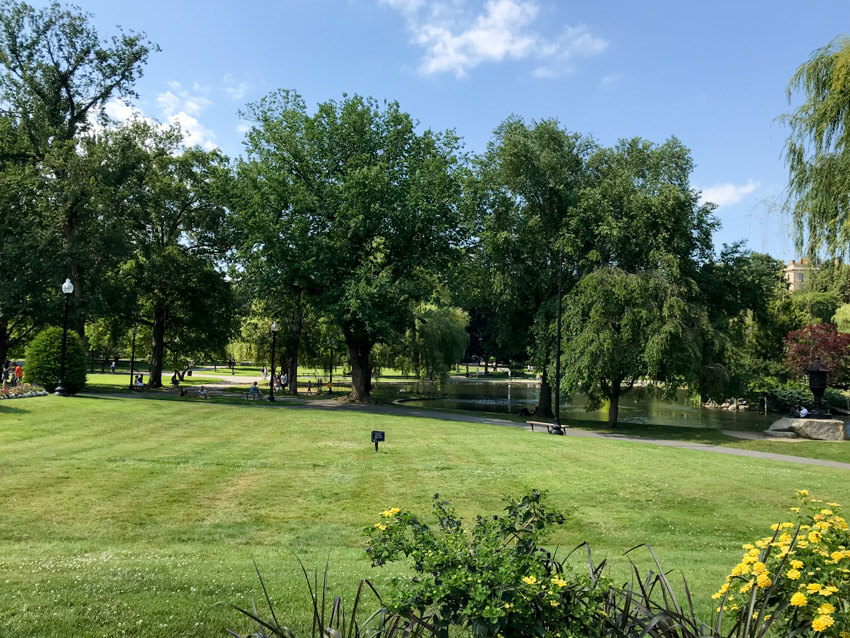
[[86, 378, 850, 471]]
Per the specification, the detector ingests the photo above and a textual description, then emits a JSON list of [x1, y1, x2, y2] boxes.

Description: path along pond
[[394, 379, 774, 431]]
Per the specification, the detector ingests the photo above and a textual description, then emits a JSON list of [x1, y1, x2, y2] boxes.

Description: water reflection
[[397, 380, 773, 431]]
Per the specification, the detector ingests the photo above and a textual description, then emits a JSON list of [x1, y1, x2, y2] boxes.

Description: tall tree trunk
[[344, 326, 373, 403], [484, 357, 489, 376], [0, 319, 10, 366], [286, 302, 303, 396], [148, 306, 167, 387], [607, 379, 622, 428], [536, 368, 554, 418]]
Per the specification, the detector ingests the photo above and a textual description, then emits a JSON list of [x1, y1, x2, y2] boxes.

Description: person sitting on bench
[[248, 381, 262, 399], [171, 371, 180, 388], [198, 386, 209, 399], [134, 374, 144, 388]]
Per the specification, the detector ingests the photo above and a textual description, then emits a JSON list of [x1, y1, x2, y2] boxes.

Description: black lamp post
[[54, 278, 74, 396], [805, 358, 830, 417], [550, 251, 565, 435], [268, 321, 278, 402], [128, 326, 137, 392]]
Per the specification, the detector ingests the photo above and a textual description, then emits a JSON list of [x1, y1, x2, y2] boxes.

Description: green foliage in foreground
[[3, 397, 850, 636], [366, 491, 606, 638], [23, 326, 87, 393]]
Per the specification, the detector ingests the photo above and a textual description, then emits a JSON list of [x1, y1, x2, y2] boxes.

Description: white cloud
[[157, 83, 217, 150], [381, 0, 607, 78], [599, 73, 622, 87], [222, 73, 250, 101], [699, 179, 761, 207]]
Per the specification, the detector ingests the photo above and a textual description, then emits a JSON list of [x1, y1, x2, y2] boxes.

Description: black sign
[[371, 431, 385, 443]]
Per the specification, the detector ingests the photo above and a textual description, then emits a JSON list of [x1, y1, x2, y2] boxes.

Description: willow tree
[[562, 138, 716, 427], [784, 37, 850, 255]]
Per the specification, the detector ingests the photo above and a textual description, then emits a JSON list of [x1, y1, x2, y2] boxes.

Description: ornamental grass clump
[[365, 491, 609, 638], [714, 490, 849, 637]]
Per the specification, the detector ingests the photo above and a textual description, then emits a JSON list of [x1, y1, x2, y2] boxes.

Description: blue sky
[[52, 0, 850, 260]]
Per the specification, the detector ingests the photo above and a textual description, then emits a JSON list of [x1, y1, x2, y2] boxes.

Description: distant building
[[784, 258, 813, 292]]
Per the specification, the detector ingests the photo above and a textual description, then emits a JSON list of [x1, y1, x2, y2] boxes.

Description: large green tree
[[562, 138, 717, 426], [468, 117, 595, 416], [236, 91, 464, 401], [784, 37, 850, 255], [0, 0, 155, 335], [112, 123, 235, 387]]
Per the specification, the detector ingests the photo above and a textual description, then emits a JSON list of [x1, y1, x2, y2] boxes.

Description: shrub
[[713, 490, 849, 637], [24, 326, 87, 394], [365, 491, 608, 638]]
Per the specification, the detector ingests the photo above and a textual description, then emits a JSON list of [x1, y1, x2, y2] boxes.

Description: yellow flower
[[787, 569, 801, 580], [806, 583, 822, 594], [752, 561, 766, 574], [791, 560, 804, 569], [831, 551, 844, 562], [522, 575, 537, 586], [821, 509, 833, 516], [551, 577, 567, 588], [790, 592, 808, 607], [374, 523, 386, 531], [812, 615, 834, 632], [820, 585, 838, 596], [797, 490, 809, 497], [742, 543, 755, 550], [549, 600, 559, 607], [818, 603, 835, 615], [756, 573, 772, 588], [739, 580, 754, 594], [809, 531, 822, 544], [790, 507, 801, 514]]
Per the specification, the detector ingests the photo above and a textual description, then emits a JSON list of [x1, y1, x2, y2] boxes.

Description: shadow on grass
[[0, 402, 30, 414]]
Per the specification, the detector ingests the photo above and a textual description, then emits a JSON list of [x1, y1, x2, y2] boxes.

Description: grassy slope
[[1, 396, 850, 636]]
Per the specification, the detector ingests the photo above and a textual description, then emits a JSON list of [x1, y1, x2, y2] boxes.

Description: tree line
[[2, 1, 847, 425]]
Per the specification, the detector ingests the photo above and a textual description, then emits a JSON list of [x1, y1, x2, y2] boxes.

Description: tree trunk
[[607, 379, 622, 428], [536, 368, 554, 418], [345, 327, 373, 403], [484, 358, 489, 376], [286, 302, 303, 396], [0, 319, 10, 366], [148, 306, 167, 387]]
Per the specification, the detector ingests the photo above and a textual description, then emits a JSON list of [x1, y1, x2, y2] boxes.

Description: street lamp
[[54, 278, 74, 396], [550, 252, 565, 435], [268, 321, 278, 402], [128, 326, 137, 392]]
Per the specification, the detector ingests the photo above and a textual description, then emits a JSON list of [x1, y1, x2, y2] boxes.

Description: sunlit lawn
[[2, 395, 850, 636]]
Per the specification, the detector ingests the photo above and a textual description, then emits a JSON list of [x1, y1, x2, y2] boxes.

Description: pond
[[395, 379, 774, 431]]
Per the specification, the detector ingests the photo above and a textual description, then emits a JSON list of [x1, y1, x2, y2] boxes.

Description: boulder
[[767, 418, 797, 432], [793, 419, 847, 441]]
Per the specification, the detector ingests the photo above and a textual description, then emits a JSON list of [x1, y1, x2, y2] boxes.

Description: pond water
[[395, 379, 774, 431]]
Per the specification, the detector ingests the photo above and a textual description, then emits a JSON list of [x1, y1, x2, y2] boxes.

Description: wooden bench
[[527, 420, 567, 434]]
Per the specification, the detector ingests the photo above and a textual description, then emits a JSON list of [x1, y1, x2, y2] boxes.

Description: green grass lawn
[[2, 396, 850, 637]]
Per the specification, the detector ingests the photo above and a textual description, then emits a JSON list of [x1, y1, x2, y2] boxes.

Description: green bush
[[24, 327, 87, 394], [365, 492, 608, 638]]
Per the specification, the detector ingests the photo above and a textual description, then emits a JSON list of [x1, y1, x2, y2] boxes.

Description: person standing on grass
[[307, 379, 312, 394], [14, 362, 22, 387], [110, 359, 116, 374], [262, 366, 267, 380]]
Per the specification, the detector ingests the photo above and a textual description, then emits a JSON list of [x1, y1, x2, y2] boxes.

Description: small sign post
[[371, 430, 385, 452]]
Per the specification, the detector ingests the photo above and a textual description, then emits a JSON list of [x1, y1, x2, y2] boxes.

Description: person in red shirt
[[14, 363, 23, 386]]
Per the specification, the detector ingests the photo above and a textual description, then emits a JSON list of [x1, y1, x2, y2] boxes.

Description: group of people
[[177, 385, 209, 399], [2, 360, 24, 391]]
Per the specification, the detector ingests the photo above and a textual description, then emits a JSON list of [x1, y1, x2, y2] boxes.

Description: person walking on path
[[262, 366, 268, 380], [110, 359, 116, 374]]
